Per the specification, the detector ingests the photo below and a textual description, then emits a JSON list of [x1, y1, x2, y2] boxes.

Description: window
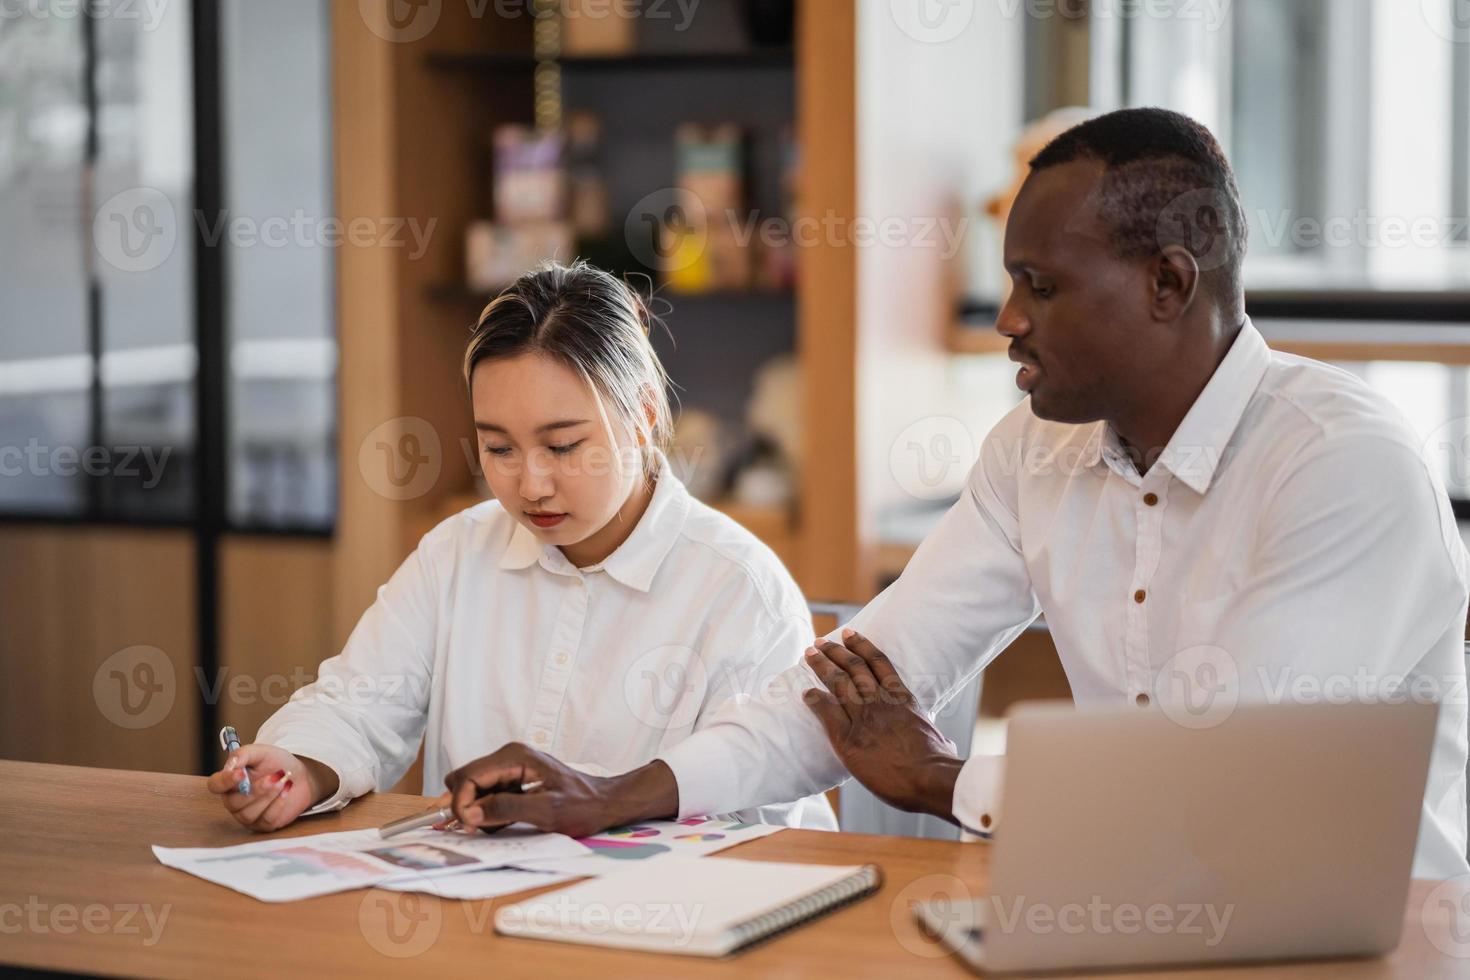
[[220, 0, 335, 529], [0, 5, 194, 518], [0, 0, 335, 531], [1100, 0, 1470, 295]]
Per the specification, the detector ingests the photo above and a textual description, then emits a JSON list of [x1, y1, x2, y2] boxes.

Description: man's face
[[998, 158, 1156, 424]]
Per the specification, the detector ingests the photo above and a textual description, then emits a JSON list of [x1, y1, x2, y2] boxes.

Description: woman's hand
[[443, 743, 679, 839], [205, 743, 330, 833]]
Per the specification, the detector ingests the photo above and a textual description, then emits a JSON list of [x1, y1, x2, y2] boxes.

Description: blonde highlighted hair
[[463, 260, 674, 480]]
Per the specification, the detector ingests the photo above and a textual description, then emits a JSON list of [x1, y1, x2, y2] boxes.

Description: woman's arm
[[217, 526, 450, 829]]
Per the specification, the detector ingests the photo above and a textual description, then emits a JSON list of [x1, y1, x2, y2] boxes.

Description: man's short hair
[[1030, 107, 1248, 312]]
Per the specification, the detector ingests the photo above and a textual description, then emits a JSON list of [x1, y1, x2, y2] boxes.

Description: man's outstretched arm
[[444, 411, 1044, 835]]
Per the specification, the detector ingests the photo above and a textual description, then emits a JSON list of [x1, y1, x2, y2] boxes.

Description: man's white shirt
[[660, 320, 1470, 880]]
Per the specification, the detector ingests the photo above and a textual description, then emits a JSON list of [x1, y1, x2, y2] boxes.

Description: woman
[[206, 260, 834, 833]]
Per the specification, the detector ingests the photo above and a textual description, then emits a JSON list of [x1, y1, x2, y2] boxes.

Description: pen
[[377, 780, 544, 838], [218, 726, 251, 796]]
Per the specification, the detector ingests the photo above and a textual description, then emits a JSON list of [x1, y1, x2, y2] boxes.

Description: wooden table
[[0, 760, 1464, 979]]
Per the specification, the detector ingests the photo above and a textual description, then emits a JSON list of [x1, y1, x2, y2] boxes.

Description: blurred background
[[1, 0, 1467, 780]]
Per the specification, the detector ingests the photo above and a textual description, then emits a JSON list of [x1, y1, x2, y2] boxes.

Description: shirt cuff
[[951, 753, 1005, 839], [657, 734, 737, 819], [300, 769, 353, 816], [268, 740, 371, 816]]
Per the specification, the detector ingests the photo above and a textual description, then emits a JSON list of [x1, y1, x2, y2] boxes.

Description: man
[[443, 108, 1470, 880]]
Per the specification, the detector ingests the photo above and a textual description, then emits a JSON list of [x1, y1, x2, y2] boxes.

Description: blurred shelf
[[1244, 289, 1470, 323], [947, 288, 1470, 355], [949, 296, 1002, 354], [708, 497, 795, 532], [948, 326, 1007, 355], [708, 497, 798, 571], [425, 281, 793, 305], [425, 49, 795, 73]]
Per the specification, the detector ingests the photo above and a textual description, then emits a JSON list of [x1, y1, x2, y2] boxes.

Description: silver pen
[[219, 726, 251, 796], [377, 780, 544, 838]]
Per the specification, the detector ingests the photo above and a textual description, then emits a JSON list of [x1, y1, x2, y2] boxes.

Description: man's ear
[[1151, 244, 1199, 321]]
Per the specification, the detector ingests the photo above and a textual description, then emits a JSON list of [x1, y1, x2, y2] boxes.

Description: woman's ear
[[636, 385, 660, 446]]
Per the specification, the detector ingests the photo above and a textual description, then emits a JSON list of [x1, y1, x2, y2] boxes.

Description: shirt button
[[555, 653, 568, 666], [534, 731, 548, 745], [1143, 492, 1158, 506], [1135, 692, 1150, 706], [979, 813, 993, 829], [1133, 589, 1146, 603]]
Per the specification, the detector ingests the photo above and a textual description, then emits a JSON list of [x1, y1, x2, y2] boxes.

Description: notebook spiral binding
[[724, 864, 884, 955]]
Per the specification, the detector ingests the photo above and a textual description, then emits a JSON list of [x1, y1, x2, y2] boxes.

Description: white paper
[[508, 816, 785, 877], [152, 826, 591, 902]]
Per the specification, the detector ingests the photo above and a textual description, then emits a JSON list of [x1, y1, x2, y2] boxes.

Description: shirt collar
[[1082, 318, 1271, 494], [497, 451, 689, 592]]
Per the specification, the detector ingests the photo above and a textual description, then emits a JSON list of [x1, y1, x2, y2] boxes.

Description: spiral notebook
[[494, 855, 883, 957]]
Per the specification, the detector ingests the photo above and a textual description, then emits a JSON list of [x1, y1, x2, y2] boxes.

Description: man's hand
[[443, 743, 679, 839], [803, 629, 964, 822]]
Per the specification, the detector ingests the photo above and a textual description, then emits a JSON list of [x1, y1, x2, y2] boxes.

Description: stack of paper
[[153, 816, 788, 903], [382, 816, 786, 899], [152, 826, 590, 902]]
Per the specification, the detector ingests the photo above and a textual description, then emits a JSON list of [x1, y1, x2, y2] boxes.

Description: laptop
[[914, 700, 1437, 974]]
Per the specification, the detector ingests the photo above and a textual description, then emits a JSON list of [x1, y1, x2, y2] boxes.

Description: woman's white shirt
[[257, 456, 836, 830]]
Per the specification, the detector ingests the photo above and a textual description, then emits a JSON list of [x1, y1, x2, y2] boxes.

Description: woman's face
[[471, 352, 643, 559]]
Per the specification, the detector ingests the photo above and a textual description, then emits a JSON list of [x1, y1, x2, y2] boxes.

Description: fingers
[[464, 791, 546, 833], [811, 640, 880, 704], [252, 776, 300, 832], [802, 687, 850, 742], [207, 764, 252, 796], [841, 629, 914, 705], [450, 772, 480, 825], [448, 761, 526, 826], [229, 769, 291, 824], [427, 792, 456, 830]]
